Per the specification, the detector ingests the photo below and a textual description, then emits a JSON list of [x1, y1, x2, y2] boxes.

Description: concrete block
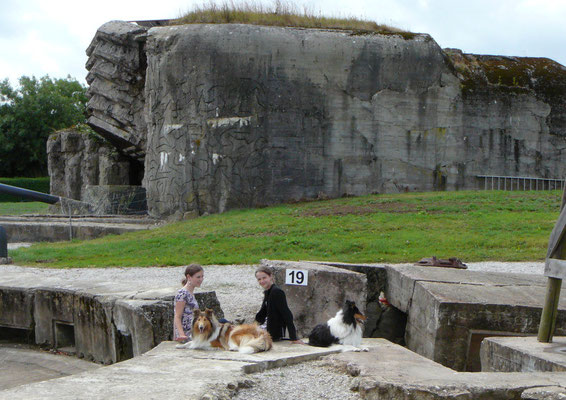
[[481, 336, 566, 372], [387, 265, 566, 372], [113, 299, 160, 360], [262, 259, 367, 337], [82, 185, 147, 215], [33, 289, 75, 346], [0, 287, 34, 329], [73, 294, 116, 364]]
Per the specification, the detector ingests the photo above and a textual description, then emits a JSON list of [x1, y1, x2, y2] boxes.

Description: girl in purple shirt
[[174, 264, 204, 342]]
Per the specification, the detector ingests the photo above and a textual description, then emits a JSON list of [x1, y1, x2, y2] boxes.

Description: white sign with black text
[[285, 269, 308, 286]]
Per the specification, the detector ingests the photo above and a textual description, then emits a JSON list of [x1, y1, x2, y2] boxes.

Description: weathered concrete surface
[[6, 338, 566, 399], [482, 336, 566, 373], [47, 129, 134, 202], [0, 269, 222, 364], [82, 185, 147, 215], [85, 21, 148, 161], [262, 259, 367, 337], [384, 264, 564, 371], [327, 339, 566, 400], [0, 339, 352, 399], [0, 344, 101, 390], [83, 21, 566, 218], [0, 215, 159, 242], [521, 386, 566, 400]]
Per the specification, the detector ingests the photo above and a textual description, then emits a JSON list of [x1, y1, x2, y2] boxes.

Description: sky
[[1, 0, 565, 87]]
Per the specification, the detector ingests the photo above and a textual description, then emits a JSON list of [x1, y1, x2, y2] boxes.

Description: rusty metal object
[[415, 256, 467, 269]]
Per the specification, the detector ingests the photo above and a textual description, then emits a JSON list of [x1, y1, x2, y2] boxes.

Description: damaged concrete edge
[[0, 284, 174, 364]]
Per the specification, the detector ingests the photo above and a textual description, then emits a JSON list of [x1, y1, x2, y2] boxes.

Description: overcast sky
[[1, 0, 565, 87]]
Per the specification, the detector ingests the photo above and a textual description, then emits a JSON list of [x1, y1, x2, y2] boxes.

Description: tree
[[0, 75, 87, 177]]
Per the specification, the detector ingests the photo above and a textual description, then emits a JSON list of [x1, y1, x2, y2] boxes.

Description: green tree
[[0, 75, 87, 177]]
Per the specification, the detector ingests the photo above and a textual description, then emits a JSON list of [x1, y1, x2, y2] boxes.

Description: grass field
[[7, 190, 563, 268], [0, 202, 49, 215]]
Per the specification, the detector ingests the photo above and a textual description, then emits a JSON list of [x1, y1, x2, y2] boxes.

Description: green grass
[[0, 202, 49, 215], [9, 190, 563, 268], [172, 1, 415, 37]]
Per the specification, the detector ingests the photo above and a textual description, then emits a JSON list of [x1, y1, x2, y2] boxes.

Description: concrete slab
[[0, 344, 100, 390], [5, 338, 566, 400], [482, 336, 566, 372], [0, 215, 160, 243], [327, 339, 566, 399], [0, 339, 367, 399]]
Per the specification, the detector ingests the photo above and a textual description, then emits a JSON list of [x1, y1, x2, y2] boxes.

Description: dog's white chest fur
[[327, 310, 363, 347]]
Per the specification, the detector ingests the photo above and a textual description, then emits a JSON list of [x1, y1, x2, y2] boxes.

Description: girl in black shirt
[[254, 266, 303, 344]]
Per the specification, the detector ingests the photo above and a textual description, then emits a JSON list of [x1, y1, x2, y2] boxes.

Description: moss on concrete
[[444, 49, 566, 101]]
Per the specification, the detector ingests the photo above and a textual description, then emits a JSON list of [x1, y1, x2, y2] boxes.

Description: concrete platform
[[482, 336, 566, 372], [327, 339, 566, 399], [0, 215, 160, 242], [0, 344, 101, 390], [0, 339, 354, 399], [4, 338, 566, 399]]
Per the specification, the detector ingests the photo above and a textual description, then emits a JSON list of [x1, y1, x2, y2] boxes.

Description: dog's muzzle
[[355, 313, 367, 325]]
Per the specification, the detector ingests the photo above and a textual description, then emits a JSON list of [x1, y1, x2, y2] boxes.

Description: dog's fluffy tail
[[235, 327, 273, 354]]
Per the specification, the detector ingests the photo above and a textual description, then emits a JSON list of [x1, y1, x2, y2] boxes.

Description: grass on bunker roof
[[171, 0, 417, 38]]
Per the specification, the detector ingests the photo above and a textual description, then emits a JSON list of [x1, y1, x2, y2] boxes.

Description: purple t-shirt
[[174, 288, 199, 340]]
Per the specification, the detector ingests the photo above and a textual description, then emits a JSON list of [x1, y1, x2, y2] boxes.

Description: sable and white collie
[[176, 308, 273, 354], [308, 300, 368, 351]]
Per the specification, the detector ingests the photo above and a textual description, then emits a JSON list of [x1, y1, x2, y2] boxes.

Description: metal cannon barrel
[[0, 183, 60, 204]]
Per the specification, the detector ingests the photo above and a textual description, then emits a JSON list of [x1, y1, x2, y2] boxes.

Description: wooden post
[[538, 180, 566, 343], [538, 277, 563, 342]]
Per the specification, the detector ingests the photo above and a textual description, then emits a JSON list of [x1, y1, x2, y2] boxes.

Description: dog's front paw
[[360, 346, 369, 352], [175, 343, 190, 349]]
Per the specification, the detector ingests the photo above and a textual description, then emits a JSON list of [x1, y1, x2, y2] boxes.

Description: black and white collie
[[308, 300, 368, 351]]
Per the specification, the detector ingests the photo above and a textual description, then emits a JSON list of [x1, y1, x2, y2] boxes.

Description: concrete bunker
[[5, 260, 566, 399], [2, 259, 552, 373], [42, 21, 566, 219], [0, 285, 223, 364]]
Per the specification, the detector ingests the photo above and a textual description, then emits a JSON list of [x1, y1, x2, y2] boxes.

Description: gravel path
[[231, 359, 361, 400]]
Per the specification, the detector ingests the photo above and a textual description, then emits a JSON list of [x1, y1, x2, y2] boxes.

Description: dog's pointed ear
[[205, 308, 213, 317], [193, 309, 201, 318]]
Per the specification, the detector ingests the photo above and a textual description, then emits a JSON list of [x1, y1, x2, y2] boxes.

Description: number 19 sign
[[285, 269, 308, 286]]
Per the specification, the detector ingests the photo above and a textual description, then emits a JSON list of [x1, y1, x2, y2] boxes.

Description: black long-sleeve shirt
[[255, 284, 298, 341]]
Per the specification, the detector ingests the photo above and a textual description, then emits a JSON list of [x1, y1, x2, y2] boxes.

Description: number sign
[[285, 269, 308, 286]]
